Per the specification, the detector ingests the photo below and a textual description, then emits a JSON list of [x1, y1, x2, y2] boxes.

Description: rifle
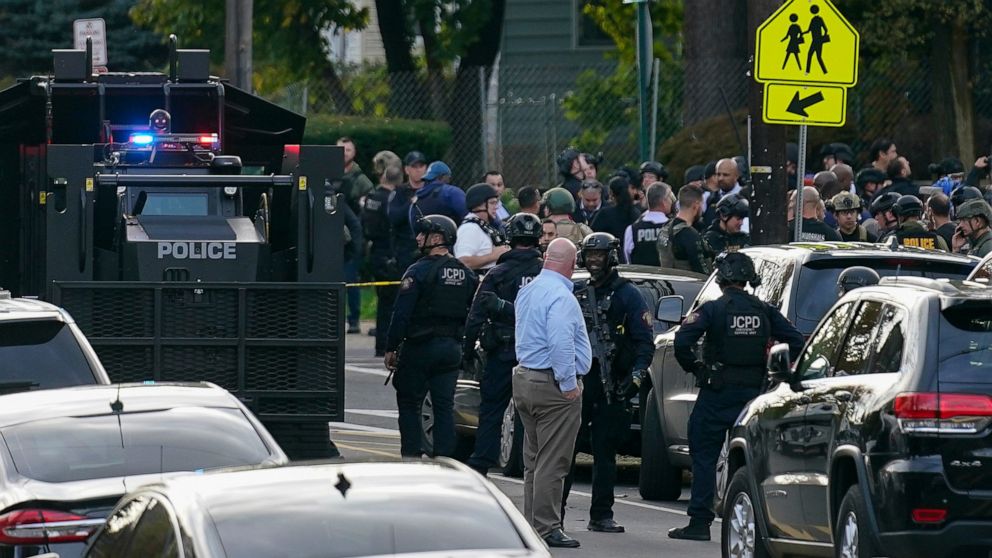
[[575, 281, 618, 404]]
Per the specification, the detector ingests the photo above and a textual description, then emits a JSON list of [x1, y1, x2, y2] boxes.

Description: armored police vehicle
[[0, 39, 346, 458]]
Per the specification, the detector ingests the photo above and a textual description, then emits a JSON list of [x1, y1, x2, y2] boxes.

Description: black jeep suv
[[720, 277, 992, 558], [641, 242, 978, 501]]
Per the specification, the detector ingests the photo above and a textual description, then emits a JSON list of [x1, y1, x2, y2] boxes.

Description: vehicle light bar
[[129, 134, 154, 145]]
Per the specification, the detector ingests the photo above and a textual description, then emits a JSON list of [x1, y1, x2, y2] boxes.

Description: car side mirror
[[767, 343, 792, 384], [656, 295, 684, 325]]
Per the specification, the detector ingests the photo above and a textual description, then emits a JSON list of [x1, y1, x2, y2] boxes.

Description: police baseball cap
[[831, 191, 861, 211], [404, 151, 428, 166]]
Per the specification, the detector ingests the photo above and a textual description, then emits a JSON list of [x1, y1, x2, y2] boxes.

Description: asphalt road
[[338, 322, 722, 558]]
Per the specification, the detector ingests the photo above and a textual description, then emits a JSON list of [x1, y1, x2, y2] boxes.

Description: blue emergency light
[[130, 134, 154, 145]]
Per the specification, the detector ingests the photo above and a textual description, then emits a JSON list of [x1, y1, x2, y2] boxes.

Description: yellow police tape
[[345, 281, 402, 287]]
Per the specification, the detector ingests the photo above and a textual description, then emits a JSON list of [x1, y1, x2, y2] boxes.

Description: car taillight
[[0, 509, 104, 545], [894, 392, 992, 435], [911, 508, 947, 524]]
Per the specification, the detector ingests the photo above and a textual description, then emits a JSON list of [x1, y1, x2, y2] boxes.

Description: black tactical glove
[[619, 369, 646, 399], [476, 291, 504, 315]]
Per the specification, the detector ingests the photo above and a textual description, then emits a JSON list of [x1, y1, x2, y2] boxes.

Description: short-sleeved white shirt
[[454, 215, 496, 270]]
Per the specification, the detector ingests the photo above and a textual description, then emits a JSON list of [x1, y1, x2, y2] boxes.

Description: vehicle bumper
[[879, 522, 992, 558]]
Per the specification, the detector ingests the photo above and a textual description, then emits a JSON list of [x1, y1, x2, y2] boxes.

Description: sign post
[[753, 0, 859, 241], [624, 0, 652, 162]]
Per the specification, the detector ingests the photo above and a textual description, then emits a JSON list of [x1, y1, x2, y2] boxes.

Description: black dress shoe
[[543, 528, 580, 548], [667, 522, 711, 541], [367, 327, 377, 336], [588, 518, 625, 533], [347, 325, 361, 334]]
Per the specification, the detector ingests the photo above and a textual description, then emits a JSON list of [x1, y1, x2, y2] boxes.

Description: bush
[[303, 114, 453, 181]]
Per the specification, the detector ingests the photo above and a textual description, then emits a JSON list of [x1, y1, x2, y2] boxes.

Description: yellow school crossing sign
[[755, 0, 859, 127]]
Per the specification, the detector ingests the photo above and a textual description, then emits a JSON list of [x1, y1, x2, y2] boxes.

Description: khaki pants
[[512, 366, 583, 537]]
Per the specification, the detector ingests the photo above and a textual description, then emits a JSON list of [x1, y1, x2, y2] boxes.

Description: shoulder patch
[[401, 276, 415, 291], [684, 312, 700, 324], [642, 310, 653, 328]]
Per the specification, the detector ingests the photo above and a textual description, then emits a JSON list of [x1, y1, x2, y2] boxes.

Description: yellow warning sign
[[763, 83, 846, 127], [755, 0, 859, 87], [298, 176, 308, 191], [85, 177, 94, 192]]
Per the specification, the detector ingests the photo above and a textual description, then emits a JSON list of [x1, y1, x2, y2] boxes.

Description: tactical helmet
[[556, 147, 582, 176], [639, 161, 668, 181], [836, 266, 880, 297], [868, 192, 901, 216], [855, 168, 886, 190], [715, 252, 761, 287], [955, 199, 992, 223], [950, 186, 983, 216], [821, 142, 854, 165], [506, 212, 542, 242], [716, 194, 750, 219], [465, 183, 498, 211], [543, 187, 576, 215], [576, 232, 620, 268], [892, 195, 924, 219], [414, 214, 458, 246], [831, 191, 862, 211]]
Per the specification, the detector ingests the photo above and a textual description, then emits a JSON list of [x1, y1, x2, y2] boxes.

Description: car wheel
[[421, 393, 434, 456], [721, 467, 768, 558], [835, 485, 880, 558], [498, 399, 524, 477], [638, 387, 683, 500]]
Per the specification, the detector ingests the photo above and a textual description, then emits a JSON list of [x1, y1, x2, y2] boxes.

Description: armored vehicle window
[[834, 301, 884, 376], [0, 320, 96, 389], [866, 304, 906, 375], [141, 192, 209, 216], [798, 301, 855, 380]]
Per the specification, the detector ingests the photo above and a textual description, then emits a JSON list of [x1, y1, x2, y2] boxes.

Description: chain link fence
[[266, 56, 992, 190]]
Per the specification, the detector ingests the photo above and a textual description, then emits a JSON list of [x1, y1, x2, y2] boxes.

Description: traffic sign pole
[[633, 0, 653, 162], [794, 124, 807, 241]]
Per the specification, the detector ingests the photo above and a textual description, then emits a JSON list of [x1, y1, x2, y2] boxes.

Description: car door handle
[[835, 390, 853, 402]]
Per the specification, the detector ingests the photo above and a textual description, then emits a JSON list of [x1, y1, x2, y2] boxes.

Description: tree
[[131, 0, 368, 110], [0, 0, 166, 77]]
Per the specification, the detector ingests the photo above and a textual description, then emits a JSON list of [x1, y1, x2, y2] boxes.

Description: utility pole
[[627, 0, 653, 162], [747, 0, 787, 245], [225, 0, 253, 91]]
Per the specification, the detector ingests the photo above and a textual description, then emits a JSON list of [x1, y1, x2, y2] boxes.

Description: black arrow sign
[[786, 91, 825, 117]]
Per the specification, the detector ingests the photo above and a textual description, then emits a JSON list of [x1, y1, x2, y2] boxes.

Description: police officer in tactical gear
[[950, 185, 983, 219], [625, 182, 671, 266], [952, 199, 992, 257], [362, 165, 406, 356], [836, 266, 880, 297], [562, 233, 654, 534], [881, 195, 948, 250], [463, 213, 544, 475], [385, 215, 479, 457], [544, 187, 593, 247], [669, 252, 804, 541], [455, 183, 509, 272], [703, 194, 751, 254], [869, 191, 901, 239], [639, 160, 668, 188], [657, 185, 711, 274], [830, 191, 876, 242]]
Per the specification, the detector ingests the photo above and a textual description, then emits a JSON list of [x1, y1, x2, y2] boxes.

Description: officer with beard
[[463, 213, 545, 475], [561, 233, 654, 534], [669, 253, 803, 541], [384, 215, 478, 458]]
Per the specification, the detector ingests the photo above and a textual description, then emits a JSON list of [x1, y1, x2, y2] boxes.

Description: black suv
[[0, 290, 110, 391], [720, 277, 992, 558], [641, 242, 978, 500]]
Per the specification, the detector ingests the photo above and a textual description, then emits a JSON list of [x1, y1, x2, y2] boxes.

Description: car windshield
[[938, 303, 992, 384], [796, 257, 974, 321], [0, 320, 96, 390], [207, 478, 526, 557], [1, 407, 271, 483]]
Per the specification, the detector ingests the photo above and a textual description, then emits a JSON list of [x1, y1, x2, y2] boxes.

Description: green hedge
[[303, 114, 452, 180]]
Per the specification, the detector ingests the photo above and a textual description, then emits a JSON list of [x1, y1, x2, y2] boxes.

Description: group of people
[[341, 135, 992, 548]]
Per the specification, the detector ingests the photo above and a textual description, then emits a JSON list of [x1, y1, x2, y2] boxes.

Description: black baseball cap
[[404, 151, 428, 165]]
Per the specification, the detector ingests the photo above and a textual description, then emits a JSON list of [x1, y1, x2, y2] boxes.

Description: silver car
[[0, 383, 287, 558], [79, 459, 551, 558]]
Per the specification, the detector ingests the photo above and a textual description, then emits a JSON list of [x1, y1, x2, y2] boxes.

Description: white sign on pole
[[73, 18, 108, 66]]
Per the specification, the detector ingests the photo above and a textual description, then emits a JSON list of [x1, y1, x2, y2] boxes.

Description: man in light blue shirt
[[512, 237, 591, 548]]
